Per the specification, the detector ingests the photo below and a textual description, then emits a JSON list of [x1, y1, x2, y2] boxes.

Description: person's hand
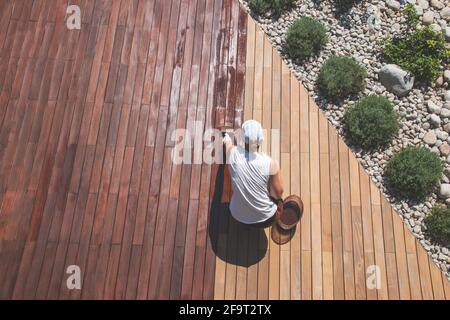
[[223, 133, 232, 144]]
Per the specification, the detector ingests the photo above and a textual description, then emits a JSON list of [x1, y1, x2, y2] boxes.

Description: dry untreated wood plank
[[328, 126, 344, 300]]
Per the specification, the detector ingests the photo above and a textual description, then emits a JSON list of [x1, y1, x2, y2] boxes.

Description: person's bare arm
[[269, 159, 284, 200], [223, 133, 234, 155]]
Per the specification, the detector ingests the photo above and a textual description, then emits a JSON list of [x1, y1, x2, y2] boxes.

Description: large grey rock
[[444, 90, 450, 102], [428, 100, 441, 114], [443, 122, 450, 133], [440, 143, 450, 156], [440, 108, 450, 118], [430, 0, 445, 9], [441, 7, 450, 20], [415, 5, 424, 15], [424, 131, 437, 145], [444, 70, 450, 83], [430, 114, 442, 126], [378, 64, 415, 97], [440, 184, 450, 198], [431, 23, 442, 32], [423, 11, 435, 24], [445, 27, 450, 41], [436, 129, 449, 140], [387, 0, 401, 10], [418, 0, 430, 9]]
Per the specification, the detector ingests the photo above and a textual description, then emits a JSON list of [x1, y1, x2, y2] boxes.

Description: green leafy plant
[[344, 95, 399, 149], [248, 0, 296, 19], [384, 146, 443, 200], [334, 0, 363, 13], [424, 206, 450, 247], [404, 3, 419, 30], [285, 17, 328, 62], [317, 55, 367, 99], [384, 26, 450, 85]]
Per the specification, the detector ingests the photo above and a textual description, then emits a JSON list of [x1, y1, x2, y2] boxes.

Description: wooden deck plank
[[370, 185, 389, 300]]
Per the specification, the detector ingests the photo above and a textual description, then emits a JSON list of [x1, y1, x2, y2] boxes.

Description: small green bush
[[344, 95, 399, 149], [404, 3, 419, 30], [248, 0, 296, 19], [384, 26, 450, 85], [334, 0, 362, 12], [424, 206, 450, 247], [384, 147, 443, 200], [285, 17, 328, 62], [317, 55, 367, 99]]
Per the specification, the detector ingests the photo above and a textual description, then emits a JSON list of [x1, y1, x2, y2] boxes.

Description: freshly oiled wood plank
[[370, 185, 388, 300], [348, 155, 365, 300], [113, 192, 137, 299], [146, 0, 173, 119], [328, 125, 344, 299], [168, 30, 194, 295], [182, 200, 200, 299], [80, 244, 99, 300], [231, 4, 246, 129], [191, 0, 222, 298], [12, 241, 36, 299], [148, 147, 173, 298], [103, 244, 121, 299], [243, 18, 255, 122], [358, 164, 377, 300], [0, 240, 25, 299], [391, 210, 411, 300], [141, 0, 164, 105], [164, 0, 191, 147], [124, 244, 142, 299], [252, 27, 263, 111], [224, 0, 239, 127]]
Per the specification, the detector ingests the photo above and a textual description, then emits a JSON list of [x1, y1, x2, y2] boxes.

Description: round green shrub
[[344, 95, 399, 149], [424, 206, 450, 247], [384, 147, 443, 200], [285, 17, 328, 62], [317, 55, 367, 99], [334, 0, 362, 12], [384, 26, 450, 85], [248, 0, 296, 19]]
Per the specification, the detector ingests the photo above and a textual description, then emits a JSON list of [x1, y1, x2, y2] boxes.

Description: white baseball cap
[[242, 120, 264, 146]]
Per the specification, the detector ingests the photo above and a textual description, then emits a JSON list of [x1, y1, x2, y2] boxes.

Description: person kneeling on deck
[[223, 120, 284, 228]]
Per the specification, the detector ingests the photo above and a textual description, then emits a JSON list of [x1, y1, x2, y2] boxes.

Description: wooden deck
[[0, 0, 448, 300]]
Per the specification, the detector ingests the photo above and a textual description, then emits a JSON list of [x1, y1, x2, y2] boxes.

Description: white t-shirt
[[227, 146, 277, 224]]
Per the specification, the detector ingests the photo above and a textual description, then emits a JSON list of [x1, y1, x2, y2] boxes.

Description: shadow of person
[[208, 164, 268, 267]]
